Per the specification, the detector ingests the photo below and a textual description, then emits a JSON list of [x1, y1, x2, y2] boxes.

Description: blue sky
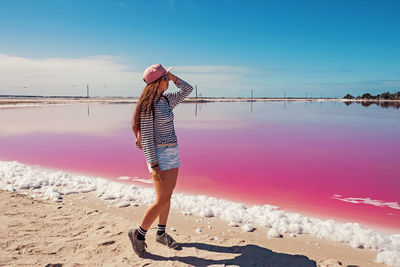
[[0, 0, 399, 97]]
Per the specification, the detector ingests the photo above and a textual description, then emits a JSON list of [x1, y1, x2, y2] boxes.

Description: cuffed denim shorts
[[147, 144, 180, 173]]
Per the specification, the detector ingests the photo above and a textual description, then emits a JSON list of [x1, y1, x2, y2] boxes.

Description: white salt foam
[[131, 178, 153, 184], [241, 223, 255, 232], [268, 228, 282, 238], [117, 176, 131, 181], [332, 195, 400, 210], [0, 161, 399, 267], [118, 176, 153, 184]]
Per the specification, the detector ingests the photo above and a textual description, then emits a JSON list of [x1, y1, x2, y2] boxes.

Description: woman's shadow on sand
[[141, 242, 317, 267]]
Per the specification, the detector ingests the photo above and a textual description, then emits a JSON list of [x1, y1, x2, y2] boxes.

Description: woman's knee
[[154, 197, 171, 208]]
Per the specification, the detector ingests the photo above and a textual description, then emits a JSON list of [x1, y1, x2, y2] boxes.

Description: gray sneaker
[[128, 229, 148, 257], [156, 232, 179, 249]]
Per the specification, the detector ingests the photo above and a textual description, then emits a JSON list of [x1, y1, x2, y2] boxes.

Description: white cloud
[[1, 53, 397, 98], [0, 54, 254, 97], [0, 54, 143, 96], [172, 65, 256, 97], [174, 65, 250, 74]]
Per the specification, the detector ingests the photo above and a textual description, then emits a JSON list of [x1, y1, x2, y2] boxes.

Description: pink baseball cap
[[142, 64, 173, 84]]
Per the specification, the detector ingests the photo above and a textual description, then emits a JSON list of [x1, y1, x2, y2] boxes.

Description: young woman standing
[[129, 64, 193, 257]]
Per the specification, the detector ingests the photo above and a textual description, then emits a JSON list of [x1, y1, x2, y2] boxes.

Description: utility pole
[[251, 89, 253, 100], [87, 84, 89, 98], [284, 91, 286, 99], [195, 85, 198, 99]]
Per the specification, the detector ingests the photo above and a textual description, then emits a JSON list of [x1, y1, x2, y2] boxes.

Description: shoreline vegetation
[[344, 91, 400, 100], [343, 91, 400, 109]]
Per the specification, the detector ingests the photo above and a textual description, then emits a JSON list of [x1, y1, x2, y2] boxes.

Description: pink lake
[[0, 101, 399, 233]]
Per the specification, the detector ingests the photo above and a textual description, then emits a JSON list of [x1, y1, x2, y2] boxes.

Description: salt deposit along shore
[[1, 161, 399, 266], [3, 96, 399, 108], [1, 97, 399, 112]]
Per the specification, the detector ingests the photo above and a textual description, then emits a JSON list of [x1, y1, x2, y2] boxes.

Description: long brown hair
[[132, 79, 162, 136]]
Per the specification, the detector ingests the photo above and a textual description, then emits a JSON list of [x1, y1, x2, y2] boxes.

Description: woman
[[128, 64, 193, 257]]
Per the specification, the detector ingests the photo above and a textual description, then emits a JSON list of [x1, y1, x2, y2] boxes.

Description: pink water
[[1, 102, 399, 233]]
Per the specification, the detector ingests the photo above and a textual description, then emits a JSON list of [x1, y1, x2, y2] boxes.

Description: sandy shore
[[0, 190, 388, 267]]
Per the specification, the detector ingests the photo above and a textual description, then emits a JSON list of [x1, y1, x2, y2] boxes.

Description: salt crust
[[268, 228, 282, 238], [0, 160, 399, 266], [241, 223, 256, 232], [333, 194, 400, 210]]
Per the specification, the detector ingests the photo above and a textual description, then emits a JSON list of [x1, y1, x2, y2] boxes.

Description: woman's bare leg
[[158, 168, 179, 225], [140, 167, 179, 230]]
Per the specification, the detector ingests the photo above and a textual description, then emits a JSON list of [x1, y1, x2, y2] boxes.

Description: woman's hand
[[151, 166, 163, 181], [168, 72, 178, 84]]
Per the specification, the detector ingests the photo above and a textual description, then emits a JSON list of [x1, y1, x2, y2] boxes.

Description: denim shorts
[[147, 144, 180, 173]]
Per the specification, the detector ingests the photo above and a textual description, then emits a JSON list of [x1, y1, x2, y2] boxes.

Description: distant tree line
[[343, 91, 400, 100], [344, 100, 400, 109]]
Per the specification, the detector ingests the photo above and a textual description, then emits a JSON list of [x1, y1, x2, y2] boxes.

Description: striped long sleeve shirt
[[140, 78, 193, 164]]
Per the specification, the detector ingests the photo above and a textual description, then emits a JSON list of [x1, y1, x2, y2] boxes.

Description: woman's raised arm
[[164, 73, 193, 109]]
